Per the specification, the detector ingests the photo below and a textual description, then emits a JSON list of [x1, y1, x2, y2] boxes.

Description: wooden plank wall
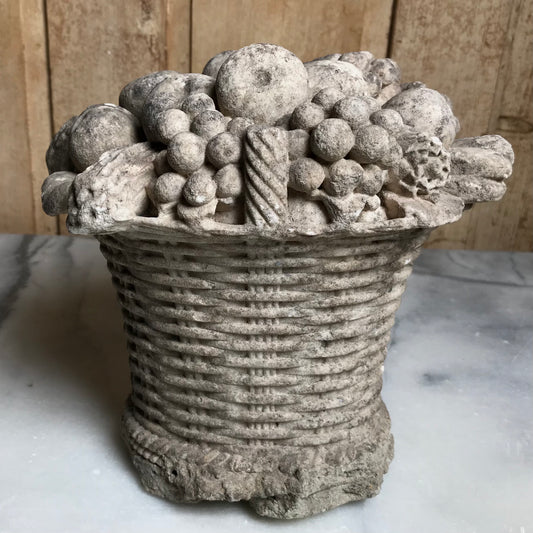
[[0, 0, 531, 249]]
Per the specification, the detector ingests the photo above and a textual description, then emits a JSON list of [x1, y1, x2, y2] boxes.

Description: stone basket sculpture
[[41, 44, 513, 519]]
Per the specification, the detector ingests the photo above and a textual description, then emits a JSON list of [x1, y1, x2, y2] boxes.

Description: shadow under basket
[[97, 225, 430, 519]]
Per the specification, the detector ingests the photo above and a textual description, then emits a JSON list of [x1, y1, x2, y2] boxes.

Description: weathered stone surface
[[202, 49, 235, 78], [142, 74, 215, 142], [42, 43, 514, 520], [288, 157, 326, 193], [41, 171, 75, 215], [216, 44, 308, 125], [306, 60, 369, 98], [69, 104, 143, 171], [310, 119, 355, 162], [444, 135, 513, 203], [167, 132, 206, 175], [68, 143, 157, 233], [119, 71, 177, 118], [384, 86, 459, 147], [46, 115, 77, 173], [182, 166, 217, 206]]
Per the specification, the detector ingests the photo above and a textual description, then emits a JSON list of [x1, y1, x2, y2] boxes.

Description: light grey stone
[[370, 108, 404, 133], [310, 118, 355, 162], [339, 51, 375, 71], [167, 132, 206, 175], [323, 158, 364, 196], [202, 50, 235, 78], [444, 135, 513, 202], [69, 104, 143, 171], [226, 116, 254, 139], [153, 108, 190, 145], [384, 86, 460, 147], [182, 166, 217, 206], [119, 71, 177, 117], [349, 124, 392, 165], [288, 157, 327, 193], [306, 60, 369, 98], [41, 171, 75, 215], [46, 115, 77, 173], [311, 87, 345, 113], [332, 96, 379, 129], [181, 93, 216, 118], [142, 74, 215, 142], [190, 110, 227, 140], [153, 149, 173, 176], [214, 164, 243, 199], [67, 143, 157, 233], [216, 44, 308, 125], [206, 132, 241, 168], [148, 171, 187, 207], [287, 128, 311, 160], [40, 43, 515, 521], [290, 101, 326, 130]]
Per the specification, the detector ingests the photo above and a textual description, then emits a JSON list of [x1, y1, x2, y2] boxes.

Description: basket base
[[122, 400, 394, 519]]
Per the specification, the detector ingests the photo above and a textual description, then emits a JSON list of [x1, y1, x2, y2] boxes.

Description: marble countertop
[[0, 234, 531, 533]]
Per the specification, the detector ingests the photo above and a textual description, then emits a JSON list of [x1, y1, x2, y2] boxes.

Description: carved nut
[[359, 164, 387, 196], [150, 172, 187, 205], [206, 132, 241, 169]]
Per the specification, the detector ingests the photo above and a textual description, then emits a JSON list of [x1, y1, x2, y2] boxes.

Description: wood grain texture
[[390, 0, 531, 250], [0, 0, 55, 234], [190, 0, 394, 73], [46, 0, 191, 233], [166, 0, 191, 72], [470, 0, 532, 251]]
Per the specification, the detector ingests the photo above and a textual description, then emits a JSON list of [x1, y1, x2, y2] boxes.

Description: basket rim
[[79, 192, 464, 241]]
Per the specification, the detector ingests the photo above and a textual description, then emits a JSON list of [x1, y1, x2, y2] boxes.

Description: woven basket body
[[98, 226, 430, 518]]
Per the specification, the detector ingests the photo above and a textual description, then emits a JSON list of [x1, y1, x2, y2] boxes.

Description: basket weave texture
[[98, 226, 429, 518]]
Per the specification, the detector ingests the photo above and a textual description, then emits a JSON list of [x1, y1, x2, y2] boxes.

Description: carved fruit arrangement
[[42, 44, 513, 235]]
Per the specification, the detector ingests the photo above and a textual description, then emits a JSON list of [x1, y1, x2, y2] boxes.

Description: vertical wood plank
[[0, 0, 56, 234], [46, 0, 189, 233], [47, 0, 168, 128], [190, 0, 394, 73], [166, 0, 191, 72], [390, 0, 531, 250], [464, 0, 533, 251]]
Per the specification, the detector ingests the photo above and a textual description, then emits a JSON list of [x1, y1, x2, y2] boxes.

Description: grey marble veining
[[0, 234, 531, 532]]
